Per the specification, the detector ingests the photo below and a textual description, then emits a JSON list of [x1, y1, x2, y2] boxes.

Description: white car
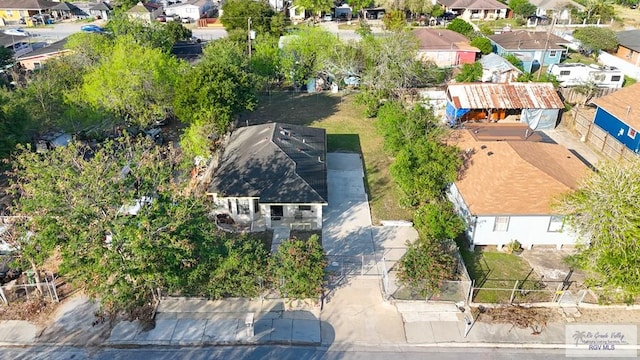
[[322, 14, 332, 22], [3, 28, 30, 37], [181, 17, 193, 24]]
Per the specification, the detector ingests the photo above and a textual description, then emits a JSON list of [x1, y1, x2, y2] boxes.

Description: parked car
[[3, 28, 30, 37], [322, 14, 332, 21], [32, 14, 53, 25], [156, 14, 167, 22], [80, 24, 104, 33], [181, 17, 193, 23]]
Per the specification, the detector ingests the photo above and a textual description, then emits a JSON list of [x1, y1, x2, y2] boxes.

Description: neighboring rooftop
[[413, 28, 480, 52], [616, 29, 640, 53], [447, 83, 564, 109], [490, 30, 570, 50], [89, 1, 112, 11], [17, 38, 68, 60], [478, 53, 523, 74], [0, 0, 56, 9], [128, 1, 160, 13], [439, 0, 507, 9], [450, 127, 591, 215], [167, 0, 209, 7], [208, 123, 328, 204], [592, 83, 640, 131], [529, 0, 584, 10]]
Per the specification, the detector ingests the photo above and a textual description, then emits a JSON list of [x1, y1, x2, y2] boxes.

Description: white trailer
[[548, 63, 624, 88]]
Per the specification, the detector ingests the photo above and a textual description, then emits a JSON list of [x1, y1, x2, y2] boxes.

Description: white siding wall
[[474, 215, 579, 249], [165, 4, 204, 19]]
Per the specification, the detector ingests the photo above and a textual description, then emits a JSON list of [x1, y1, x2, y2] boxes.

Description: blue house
[[591, 83, 640, 153], [489, 31, 570, 73]]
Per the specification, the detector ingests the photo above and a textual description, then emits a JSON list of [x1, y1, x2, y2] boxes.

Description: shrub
[[270, 235, 326, 299], [470, 37, 493, 55], [413, 200, 466, 241], [398, 237, 457, 297], [446, 18, 474, 37]]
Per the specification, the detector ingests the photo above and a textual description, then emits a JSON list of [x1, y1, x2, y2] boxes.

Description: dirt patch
[[573, 308, 640, 323], [477, 305, 560, 330], [0, 295, 58, 324]]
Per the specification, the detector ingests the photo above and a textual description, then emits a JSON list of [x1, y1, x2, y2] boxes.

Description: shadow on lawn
[[238, 92, 342, 127]]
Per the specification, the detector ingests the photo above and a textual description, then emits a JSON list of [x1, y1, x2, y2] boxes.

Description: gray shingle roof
[[617, 30, 640, 53], [208, 123, 328, 204]]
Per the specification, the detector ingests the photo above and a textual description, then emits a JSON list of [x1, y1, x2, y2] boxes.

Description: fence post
[[0, 285, 6, 305], [467, 279, 474, 304], [509, 280, 519, 304]]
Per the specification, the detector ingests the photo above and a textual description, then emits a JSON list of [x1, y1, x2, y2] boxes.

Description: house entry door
[[271, 205, 283, 220]]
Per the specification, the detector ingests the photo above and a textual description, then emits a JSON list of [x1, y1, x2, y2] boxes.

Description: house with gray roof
[[207, 123, 327, 230], [437, 0, 508, 21]]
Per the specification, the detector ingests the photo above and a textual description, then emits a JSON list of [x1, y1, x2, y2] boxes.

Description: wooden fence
[[559, 87, 618, 105], [572, 109, 638, 162]]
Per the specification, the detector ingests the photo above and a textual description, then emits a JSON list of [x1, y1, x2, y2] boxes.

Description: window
[[559, 70, 570, 76], [548, 216, 564, 232], [298, 205, 312, 211], [493, 216, 510, 232], [6, 10, 12, 17], [549, 50, 557, 57], [237, 199, 250, 215], [611, 75, 621, 82], [629, 128, 637, 139]]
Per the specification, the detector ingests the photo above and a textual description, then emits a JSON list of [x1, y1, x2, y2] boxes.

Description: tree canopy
[[470, 37, 493, 55], [221, 0, 277, 35], [556, 160, 640, 298], [76, 35, 184, 129], [455, 62, 483, 82], [446, 18, 474, 37], [573, 26, 619, 53], [508, 0, 537, 18], [293, 0, 334, 16]]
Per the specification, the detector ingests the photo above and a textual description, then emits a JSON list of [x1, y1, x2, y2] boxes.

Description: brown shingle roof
[[447, 83, 564, 110], [0, 0, 56, 10], [591, 83, 640, 130], [413, 28, 480, 52], [450, 127, 591, 215], [439, 0, 507, 9], [489, 30, 570, 50]]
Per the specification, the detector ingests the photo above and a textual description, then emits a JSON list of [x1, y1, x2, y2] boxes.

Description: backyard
[[240, 91, 413, 224]]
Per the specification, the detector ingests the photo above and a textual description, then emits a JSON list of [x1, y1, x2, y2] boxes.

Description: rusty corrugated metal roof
[[447, 83, 564, 109]]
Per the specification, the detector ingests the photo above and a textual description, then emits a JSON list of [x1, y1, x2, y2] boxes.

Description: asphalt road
[[0, 345, 591, 360]]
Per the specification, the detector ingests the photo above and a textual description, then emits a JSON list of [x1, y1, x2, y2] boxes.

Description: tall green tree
[[280, 28, 339, 87], [376, 101, 443, 154], [221, 0, 276, 35], [508, 0, 537, 18], [164, 21, 193, 43], [573, 26, 618, 53], [470, 37, 493, 54], [174, 39, 256, 158], [106, 15, 174, 51], [293, 0, 334, 18], [397, 237, 457, 297], [391, 140, 462, 206], [455, 62, 483, 82], [556, 160, 640, 297], [446, 18, 474, 37], [382, 9, 407, 31], [77, 36, 184, 128]]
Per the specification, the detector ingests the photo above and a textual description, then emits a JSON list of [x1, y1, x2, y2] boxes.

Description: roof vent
[[487, 151, 494, 156], [480, 145, 487, 150]]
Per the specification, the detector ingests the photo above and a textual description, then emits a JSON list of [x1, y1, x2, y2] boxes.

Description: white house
[[164, 0, 213, 20], [126, 1, 163, 22], [447, 125, 591, 250], [207, 123, 327, 231], [289, 5, 305, 22], [529, 0, 583, 21], [438, 0, 508, 21]]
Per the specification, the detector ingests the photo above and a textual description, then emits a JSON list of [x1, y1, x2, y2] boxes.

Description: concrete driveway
[[322, 153, 374, 258]]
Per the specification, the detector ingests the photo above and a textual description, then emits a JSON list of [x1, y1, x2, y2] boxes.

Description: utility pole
[[248, 17, 252, 59], [537, 16, 557, 81]]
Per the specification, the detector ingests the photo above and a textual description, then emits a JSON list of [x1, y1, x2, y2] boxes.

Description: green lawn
[[563, 51, 598, 66], [241, 92, 413, 224], [460, 246, 550, 303]]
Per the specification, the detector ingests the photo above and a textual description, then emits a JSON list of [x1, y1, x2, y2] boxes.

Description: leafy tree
[[349, 0, 373, 18], [583, 0, 615, 22], [106, 15, 174, 51], [382, 9, 407, 32], [503, 53, 524, 71], [221, 0, 275, 35], [517, 72, 560, 86], [446, 18, 474, 37], [573, 26, 618, 53], [0, 92, 32, 159], [270, 235, 326, 299], [251, 34, 282, 86], [470, 37, 493, 55], [397, 237, 457, 297], [508, 0, 537, 18], [455, 62, 483, 82], [431, 4, 445, 17], [280, 28, 338, 87], [391, 140, 462, 206], [64, 32, 114, 67], [556, 159, 640, 297], [376, 101, 443, 154], [164, 21, 193, 44], [77, 36, 183, 128], [413, 200, 465, 241], [293, 0, 334, 18], [325, 41, 365, 86], [174, 39, 256, 143]]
